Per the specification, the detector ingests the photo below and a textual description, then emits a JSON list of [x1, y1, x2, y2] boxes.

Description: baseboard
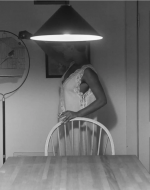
[[13, 152, 54, 157]]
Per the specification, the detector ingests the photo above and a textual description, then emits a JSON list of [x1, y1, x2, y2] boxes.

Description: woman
[[58, 42, 107, 155], [18, 31, 107, 154]]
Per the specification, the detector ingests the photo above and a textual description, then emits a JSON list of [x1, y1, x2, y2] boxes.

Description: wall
[[0, 1, 137, 167], [138, 1, 150, 171], [125, 2, 138, 156]]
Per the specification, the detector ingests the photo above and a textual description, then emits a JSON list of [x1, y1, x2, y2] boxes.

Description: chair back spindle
[[71, 121, 74, 155], [64, 123, 67, 155], [57, 128, 61, 156]]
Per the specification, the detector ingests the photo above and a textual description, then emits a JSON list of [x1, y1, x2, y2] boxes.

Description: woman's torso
[[58, 62, 97, 118]]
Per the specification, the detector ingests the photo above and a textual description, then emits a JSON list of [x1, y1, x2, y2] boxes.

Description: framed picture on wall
[[45, 42, 90, 78]]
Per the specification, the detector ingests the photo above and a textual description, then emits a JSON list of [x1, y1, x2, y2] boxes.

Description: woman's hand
[[58, 111, 78, 123]]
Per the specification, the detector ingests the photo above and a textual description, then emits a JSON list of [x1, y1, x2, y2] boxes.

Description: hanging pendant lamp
[[30, 5, 103, 42]]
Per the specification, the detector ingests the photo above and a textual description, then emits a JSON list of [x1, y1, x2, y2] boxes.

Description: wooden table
[[0, 155, 150, 190]]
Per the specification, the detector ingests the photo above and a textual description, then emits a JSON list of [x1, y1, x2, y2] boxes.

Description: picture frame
[[45, 42, 90, 78]]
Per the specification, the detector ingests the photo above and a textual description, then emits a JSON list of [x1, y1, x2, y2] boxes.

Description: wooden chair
[[45, 117, 115, 156]]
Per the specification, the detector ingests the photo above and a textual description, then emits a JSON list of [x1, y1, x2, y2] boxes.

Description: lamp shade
[[30, 5, 103, 42]]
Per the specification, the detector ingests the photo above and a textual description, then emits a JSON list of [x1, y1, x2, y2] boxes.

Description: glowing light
[[30, 34, 103, 42]]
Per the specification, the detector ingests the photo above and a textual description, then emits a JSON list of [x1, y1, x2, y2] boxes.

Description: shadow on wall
[[97, 77, 117, 131]]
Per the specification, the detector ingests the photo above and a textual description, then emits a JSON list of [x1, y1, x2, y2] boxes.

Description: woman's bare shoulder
[[83, 67, 98, 77]]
